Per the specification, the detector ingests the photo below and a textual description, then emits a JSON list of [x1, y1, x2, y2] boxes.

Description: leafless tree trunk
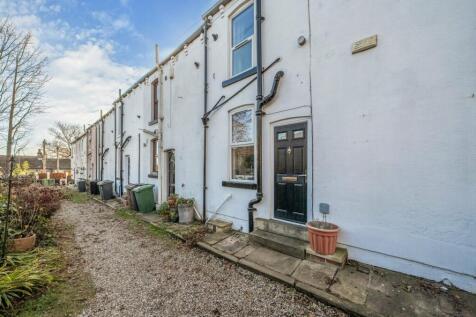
[[48, 121, 82, 157], [0, 19, 48, 174]]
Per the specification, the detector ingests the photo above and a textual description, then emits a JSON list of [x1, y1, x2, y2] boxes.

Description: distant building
[[0, 155, 71, 177]]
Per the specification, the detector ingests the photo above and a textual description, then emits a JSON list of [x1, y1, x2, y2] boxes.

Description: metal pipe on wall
[[100, 110, 104, 181], [138, 133, 141, 183], [114, 103, 117, 194], [202, 21, 209, 223], [247, 0, 264, 232], [119, 89, 124, 196]]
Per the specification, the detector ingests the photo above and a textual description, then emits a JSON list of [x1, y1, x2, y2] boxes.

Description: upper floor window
[[151, 79, 158, 121], [231, 4, 254, 76], [230, 107, 254, 181]]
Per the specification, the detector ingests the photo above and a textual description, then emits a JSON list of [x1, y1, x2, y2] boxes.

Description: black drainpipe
[[202, 21, 208, 223], [119, 89, 124, 196], [247, 0, 264, 232], [138, 132, 141, 183], [114, 103, 117, 194], [101, 110, 104, 181], [247, 0, 285, 232]]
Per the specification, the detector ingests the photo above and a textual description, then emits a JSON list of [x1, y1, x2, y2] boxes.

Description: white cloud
[[0, 0, 148, 154], [30, 44, 147, 151]]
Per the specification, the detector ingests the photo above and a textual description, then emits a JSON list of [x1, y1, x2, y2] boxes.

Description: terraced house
[[71, 0, 476, 293]]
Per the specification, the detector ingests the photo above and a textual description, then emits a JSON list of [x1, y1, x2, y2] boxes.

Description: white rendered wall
[[310, 0, 476, 292], [160, 34, 204, 212], [101, 111, 116, 185], [119, 72, 160, 199], [205, 0, 313, 230]]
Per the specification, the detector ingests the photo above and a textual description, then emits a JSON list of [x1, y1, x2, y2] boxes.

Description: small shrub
[[15, 185, 63, 218], [37, 173, 47, 180], [177, 197, 194, 207], [0, 248, 59, 311]]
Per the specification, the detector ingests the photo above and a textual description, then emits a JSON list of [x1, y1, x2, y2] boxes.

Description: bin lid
[[125, 183, 140, 189], [132, 184, 154, 192], [98, 180, 113, 185]]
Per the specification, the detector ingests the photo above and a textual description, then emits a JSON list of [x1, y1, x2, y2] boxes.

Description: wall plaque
[[352, 34, 378, 54]]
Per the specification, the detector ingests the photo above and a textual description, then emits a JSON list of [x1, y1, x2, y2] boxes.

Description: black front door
[[167, 150, 175, 197], [274, 123, 307, 223]]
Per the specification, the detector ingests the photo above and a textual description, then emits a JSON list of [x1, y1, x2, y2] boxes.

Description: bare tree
[[0, 20, 20, 140], [1, 19, 48, 174], [48, 121, 82, 158]]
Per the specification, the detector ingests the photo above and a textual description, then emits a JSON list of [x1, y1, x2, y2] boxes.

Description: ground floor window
[[230, 107, 254, 181], [151, 139, 158, 173]]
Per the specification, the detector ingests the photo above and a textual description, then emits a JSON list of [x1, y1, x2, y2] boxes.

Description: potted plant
[[177, 197, 194, 224], [307, 204, 339, 255], [7, 204, 38, 252], [167, 194, 178, 208], [158, 202, 171, 222]]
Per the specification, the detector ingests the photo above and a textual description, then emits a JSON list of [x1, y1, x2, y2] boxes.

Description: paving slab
[[233, 244, 256, 258], [306, 246, 348, 268], [292, 260, 337, 290], [329, 266, 370, 305], [138, 213, 162, 224], [243, 246, 301, 276], [214, 233, 249, 254], [202, 231, 232, 245]]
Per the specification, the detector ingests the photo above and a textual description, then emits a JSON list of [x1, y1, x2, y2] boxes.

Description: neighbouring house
[[0, 155, 71, 177], [71, 0, 476, 293]]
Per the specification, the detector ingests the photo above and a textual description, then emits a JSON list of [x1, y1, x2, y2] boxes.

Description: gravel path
[[57, 200, 346, 317]]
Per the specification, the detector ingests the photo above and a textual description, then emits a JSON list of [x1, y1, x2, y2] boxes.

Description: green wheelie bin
[[132, 184, 155, 213]]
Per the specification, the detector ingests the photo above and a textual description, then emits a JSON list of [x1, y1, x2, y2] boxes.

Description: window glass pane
[[277, 132, 287, 140], [293, 130, 304, 139], [232, 146, 254, 180], [232, 109, 252, 143], [232, 5, 254, 46], [232, 41, 252, 75]]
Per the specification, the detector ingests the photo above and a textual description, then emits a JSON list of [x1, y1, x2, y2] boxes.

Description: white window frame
[[229, 106, 255, 182], [229, 2, 255, 77]]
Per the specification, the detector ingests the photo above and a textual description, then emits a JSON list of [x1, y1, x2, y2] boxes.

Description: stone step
[[255, 218, 308, 242], [206, 219, 232, 233], [249, 229, 308, 259], [306, 246, 348, 268]]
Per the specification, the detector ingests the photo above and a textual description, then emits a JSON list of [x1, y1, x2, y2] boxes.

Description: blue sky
[[0, 0, 216, 154]]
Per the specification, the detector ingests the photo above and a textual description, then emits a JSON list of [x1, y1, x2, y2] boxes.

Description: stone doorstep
[[249, 229, 308, 259], [255, 217, 308, 241], [206, 218, 232, 233], [306, 246, 348, 268]]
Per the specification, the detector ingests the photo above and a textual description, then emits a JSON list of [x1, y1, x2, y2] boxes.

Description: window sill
[[148, 119, 158, 126], [222, 67, 257, 88], [148, 173, 158, 179], [222, 180, 257, 190]]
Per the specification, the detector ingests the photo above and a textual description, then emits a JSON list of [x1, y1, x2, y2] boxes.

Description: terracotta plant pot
[[9, 233, 37, 252], [307, 221, 339, 255]]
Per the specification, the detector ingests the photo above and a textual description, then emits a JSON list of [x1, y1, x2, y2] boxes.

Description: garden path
[[57, 200, 346, 317]]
